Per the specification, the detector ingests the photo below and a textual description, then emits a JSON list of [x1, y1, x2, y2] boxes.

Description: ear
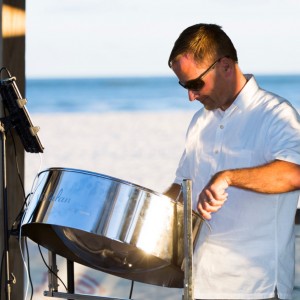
[[220, 57, 233, 76]]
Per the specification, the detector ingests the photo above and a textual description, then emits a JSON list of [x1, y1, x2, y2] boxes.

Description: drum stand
[[44, 252, 129, 300], [182, 179, 194, 300], [43, 180, 194, 300]]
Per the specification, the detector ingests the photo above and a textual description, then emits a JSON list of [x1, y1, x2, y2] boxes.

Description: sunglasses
[[178, 57, 223, 91]]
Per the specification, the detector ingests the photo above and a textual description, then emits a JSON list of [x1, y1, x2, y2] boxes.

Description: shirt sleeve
[[265, 100, 300, 165]]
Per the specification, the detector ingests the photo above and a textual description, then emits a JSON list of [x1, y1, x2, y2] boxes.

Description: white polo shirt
[[175, 75, 300, 299]]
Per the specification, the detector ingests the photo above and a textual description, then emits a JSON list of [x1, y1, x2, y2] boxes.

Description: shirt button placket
[[214, 124, 224, 154], [211, 121, 225, 175]]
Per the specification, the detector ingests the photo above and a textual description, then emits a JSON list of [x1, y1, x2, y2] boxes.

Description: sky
[[26, 0, 300, 78]]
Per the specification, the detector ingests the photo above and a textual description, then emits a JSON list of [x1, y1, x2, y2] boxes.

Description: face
[[172, 53, 230, 110]]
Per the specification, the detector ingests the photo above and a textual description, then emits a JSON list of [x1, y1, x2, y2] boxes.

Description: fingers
[[197, 201, 213, 220], [208, 184, 228, 201], [204, 199, 223, 210], [205, 188, 228, 203], [196, 172, 230, 220], [197, 199, 222, 220], [197, 188, 228, 220]]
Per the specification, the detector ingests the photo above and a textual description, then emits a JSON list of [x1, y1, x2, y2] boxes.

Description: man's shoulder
[[257, 89, 296, 113]]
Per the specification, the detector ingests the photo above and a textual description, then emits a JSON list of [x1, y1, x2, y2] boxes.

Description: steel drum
[[22, 168, 202, 288]]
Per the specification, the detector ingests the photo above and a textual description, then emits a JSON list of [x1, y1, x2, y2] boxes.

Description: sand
[[25, 111, 195, 194], [24, 110, 195, 300]]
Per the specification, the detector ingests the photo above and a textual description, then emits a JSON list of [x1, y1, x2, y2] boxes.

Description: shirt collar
[[230, 74, 260, 111]]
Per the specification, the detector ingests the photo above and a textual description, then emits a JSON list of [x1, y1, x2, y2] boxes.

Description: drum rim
[[39, 167, 173, 201]]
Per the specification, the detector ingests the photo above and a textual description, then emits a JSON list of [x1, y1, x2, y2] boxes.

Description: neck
[[221, 67, 247, 111]]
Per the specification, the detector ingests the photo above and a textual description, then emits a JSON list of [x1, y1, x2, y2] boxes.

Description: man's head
[[169, 24, 246, 111], [168, 24, 238, 69]]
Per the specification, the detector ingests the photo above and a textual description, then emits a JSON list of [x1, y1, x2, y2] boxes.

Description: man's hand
[[197, 172, 229, 220], [197, 160, 300, 219]]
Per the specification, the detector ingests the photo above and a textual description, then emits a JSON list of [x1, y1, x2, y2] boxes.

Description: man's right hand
[[197, 172, 229, 220]]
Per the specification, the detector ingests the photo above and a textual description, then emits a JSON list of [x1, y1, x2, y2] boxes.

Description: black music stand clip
[[0, 67, 44, 153]]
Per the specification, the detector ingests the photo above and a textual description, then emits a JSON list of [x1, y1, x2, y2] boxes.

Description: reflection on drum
[[22, 168, 203, 288]]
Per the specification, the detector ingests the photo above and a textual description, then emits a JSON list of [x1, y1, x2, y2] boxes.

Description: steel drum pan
[[22, 168, 202, 288]]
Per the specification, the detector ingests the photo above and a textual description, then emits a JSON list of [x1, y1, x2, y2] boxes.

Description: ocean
[[25, 75, 300, 113]]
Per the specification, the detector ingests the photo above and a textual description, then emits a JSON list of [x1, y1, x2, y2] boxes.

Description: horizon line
[[26, 73, 300, 80]]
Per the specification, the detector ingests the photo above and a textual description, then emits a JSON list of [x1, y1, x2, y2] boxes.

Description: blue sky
[[26, 0, 300, 78]]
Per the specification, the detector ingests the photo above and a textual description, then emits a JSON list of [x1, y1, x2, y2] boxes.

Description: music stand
[[0, 67, 44, 300]]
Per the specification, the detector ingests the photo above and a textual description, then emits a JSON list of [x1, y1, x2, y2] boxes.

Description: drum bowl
[[22, 168, 202, 288]]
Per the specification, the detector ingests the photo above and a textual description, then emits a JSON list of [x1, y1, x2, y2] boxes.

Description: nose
[[188, 89, 199, 101]]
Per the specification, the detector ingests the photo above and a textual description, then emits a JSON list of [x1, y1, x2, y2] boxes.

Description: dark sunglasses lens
[[186, 79, 204, 91], [178, 77, 205, 91]]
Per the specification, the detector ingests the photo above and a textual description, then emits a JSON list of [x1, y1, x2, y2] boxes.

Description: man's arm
[[198, 159, 300, 220], [220, 159, 300, 193], [164, 183, 183, 202]]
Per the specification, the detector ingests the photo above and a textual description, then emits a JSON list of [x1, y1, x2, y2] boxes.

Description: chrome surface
[[22, 168, 202, 288]]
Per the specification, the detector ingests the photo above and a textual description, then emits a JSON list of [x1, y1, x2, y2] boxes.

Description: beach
[[24, 110, 195, 300], [23, 110, 300, 300], [25, 111, 195, 193]]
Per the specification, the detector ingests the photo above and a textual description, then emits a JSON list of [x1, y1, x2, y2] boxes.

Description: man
[[165, 23, 300, 299]]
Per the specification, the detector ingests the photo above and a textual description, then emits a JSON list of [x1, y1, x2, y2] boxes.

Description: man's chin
[[199, 98, 215, 110], [203, 103, 215, 110]]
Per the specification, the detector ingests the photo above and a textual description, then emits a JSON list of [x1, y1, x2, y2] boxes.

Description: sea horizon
[[26, 73, 300, 79], [25, 74, 300, 113]]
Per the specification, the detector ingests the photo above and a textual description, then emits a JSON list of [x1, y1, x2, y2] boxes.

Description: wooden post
[[0, 1, 25, 300]]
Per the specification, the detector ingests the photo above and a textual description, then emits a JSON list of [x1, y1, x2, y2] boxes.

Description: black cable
[[9, 193, 32, 237], [1, 106, 36, 300], [4, 111, 28, 236], [24, 238, 34, 300], [3, 106, 28, 231], [0, 98, 26, 300], [129, 280, 134, 299], [1, 66, 43, 300], [38, 245, 68, 292], [0, 67, 12, 79]]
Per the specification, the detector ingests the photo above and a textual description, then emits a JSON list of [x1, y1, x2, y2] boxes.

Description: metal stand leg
[[44, 251, 130, 300], [48, 251, 59, 293], [67, 260, 74, 300], [182, 179, 194, 300]]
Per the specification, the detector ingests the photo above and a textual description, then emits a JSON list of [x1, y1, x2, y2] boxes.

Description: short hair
[[168, 23, 238, 68]]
